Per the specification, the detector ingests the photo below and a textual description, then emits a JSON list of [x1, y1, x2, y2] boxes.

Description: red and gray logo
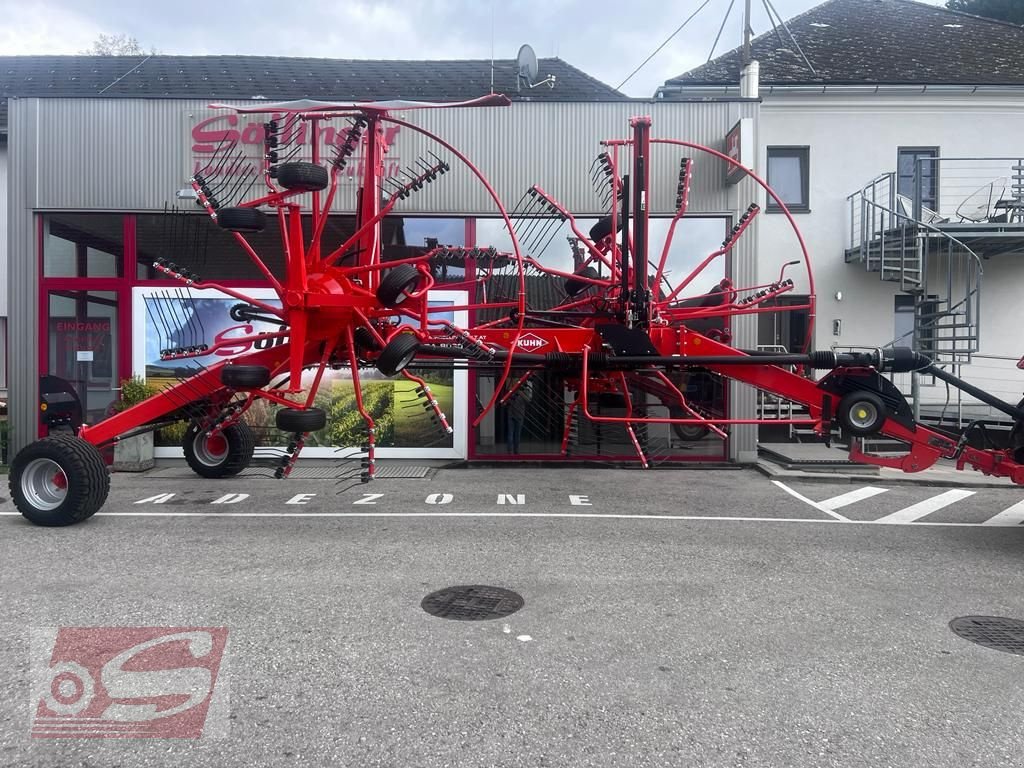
[[515, 333, 547, 351]]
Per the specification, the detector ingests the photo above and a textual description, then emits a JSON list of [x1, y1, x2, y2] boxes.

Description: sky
[[0, 0, 947, 98]]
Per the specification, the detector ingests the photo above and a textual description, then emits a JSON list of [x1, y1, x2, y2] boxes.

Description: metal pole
[[743, 0, 752, 65]]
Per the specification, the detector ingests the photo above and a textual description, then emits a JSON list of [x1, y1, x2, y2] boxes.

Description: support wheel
[[9, 435, 110, 526], [276, 407, 327, 433], [669, 407, 710, 441], [275, 162, 329, 192], [589, 215, 622, 242], [183, 422, 255, 478], [216, 207, 266, 233], [221, 364, 271, 388], [838, 391, 888, 437], [376, 334, 420, 376], [565, 266, 600, 297], [377, 264, 422, 307]]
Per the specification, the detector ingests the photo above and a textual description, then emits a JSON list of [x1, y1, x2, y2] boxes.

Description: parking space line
[[819, 486, 889, 511], [982, 498, 1024, 526], [874, 489, 975, 524]]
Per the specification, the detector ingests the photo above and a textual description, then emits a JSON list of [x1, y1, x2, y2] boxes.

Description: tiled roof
[[0, 55, 626, 133], [663, 0, 1024, 90]]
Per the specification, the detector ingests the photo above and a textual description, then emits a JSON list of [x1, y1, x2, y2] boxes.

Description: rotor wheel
[[377, 264, 422, 307], [217, 207, 266, 233], [838, 391, 888, 437], [276, 407, 327, 433], [183, 422, 255, 478], [275, 162, 329, 192], [9, 435, 110, 526], [376, 333, 420, 376]]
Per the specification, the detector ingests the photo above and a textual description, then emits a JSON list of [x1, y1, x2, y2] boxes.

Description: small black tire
[[9, 435, 110, 526], [377, 264, 422, 307], [669, 407, 710, 442], [275, 162, 329, 192], [838, 391, 888, 437], [221, 365, 271, 389], [217, 207, 266, 233], [589, 215, 622, 243], [565, 266, 600, 297], [183, 422, 255, 478], [377, 333, 420, 376], [354, 326, 382, 353], [276, 407, 327, 433]]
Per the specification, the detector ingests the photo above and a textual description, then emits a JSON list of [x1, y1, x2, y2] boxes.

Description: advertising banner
[[132, 287, 467, 459]]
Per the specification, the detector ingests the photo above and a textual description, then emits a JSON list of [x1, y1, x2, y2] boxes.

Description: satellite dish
[[517, 44, 538, 90]]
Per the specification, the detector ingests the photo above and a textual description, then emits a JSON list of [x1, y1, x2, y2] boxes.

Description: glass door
[[46, 290, 122, 424]]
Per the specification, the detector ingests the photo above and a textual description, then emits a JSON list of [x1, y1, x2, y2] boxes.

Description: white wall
[[756, 92, 1024, 360]]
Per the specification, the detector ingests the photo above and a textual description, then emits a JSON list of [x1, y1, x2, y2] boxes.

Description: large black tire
[[669, 407, 711, 442], [838, 391, 888, 437], [565, 266, 600, 297], [276, 407, 327, 433], [217, 207, 266, 233], [377, 264, 421, 307], [9, 435, 110, 526], [221, 364, 271, 389], [275, 162, 329, 192], [183, 422, 255, 479], [376, 333, 420, 376], [589, 215, 622, 243]]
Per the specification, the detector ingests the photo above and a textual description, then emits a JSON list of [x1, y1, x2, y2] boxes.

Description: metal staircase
[[846, 172, 983, 367]]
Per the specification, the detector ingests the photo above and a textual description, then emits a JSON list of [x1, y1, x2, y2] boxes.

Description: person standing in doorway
[[506, 376, 533, 454]]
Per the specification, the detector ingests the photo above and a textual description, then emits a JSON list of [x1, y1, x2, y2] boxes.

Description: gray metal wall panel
[[28, 98, 755, 216], [0, 147, 8, 318], [7, 99, 40, 452]]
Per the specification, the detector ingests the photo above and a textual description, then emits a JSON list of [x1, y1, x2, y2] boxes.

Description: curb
[[754, 460, 1017, 490]]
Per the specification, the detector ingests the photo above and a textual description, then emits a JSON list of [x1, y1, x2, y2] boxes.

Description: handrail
[[859, 197, 985, 275]]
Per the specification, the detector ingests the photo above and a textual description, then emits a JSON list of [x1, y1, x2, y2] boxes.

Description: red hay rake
[[10, 95, 1024, 525]]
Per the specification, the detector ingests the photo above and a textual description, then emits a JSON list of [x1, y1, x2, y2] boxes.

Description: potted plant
[[112, 375, 156, 472]]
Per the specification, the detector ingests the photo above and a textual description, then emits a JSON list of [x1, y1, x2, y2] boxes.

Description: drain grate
[[949, 616, 1024, 656], [421, 585, 524, 621]]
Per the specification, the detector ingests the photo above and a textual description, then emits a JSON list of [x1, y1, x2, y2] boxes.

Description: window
[[43, 214, 124, 277], [897, 147, 939, 215], [766, 147, 810, 213]]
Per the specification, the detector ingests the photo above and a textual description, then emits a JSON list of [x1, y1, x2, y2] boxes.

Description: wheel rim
[[849, 401, 879, 430], [21, 458, 68, 511], [396, 347, 418, 372], [193, 431, 229, 467], [393, 278, 419, 305]]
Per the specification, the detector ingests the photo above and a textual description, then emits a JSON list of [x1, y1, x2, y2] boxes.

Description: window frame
[[765, 146, 811, 214], [897, 146, 940, 215]]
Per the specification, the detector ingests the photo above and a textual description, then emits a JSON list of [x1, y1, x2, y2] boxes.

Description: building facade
[[4, 56, 761, 460], [660, 0, 1024, 428]]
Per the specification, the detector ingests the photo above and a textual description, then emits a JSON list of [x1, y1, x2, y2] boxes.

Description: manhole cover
[[421, 585, 524, 621], [949, 616, 1024, 655]]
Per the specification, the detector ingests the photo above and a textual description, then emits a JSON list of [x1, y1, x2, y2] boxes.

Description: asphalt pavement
[[2, 466, 1024, 767]]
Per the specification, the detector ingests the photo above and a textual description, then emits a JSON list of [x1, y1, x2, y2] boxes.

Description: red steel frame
[[31, 98, 1022, 486]]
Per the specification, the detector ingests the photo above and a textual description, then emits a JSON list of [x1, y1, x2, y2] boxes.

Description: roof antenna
[[490, 0, 495, 94], [742, 0, 752, 65], [761, 0, 817, 75]]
